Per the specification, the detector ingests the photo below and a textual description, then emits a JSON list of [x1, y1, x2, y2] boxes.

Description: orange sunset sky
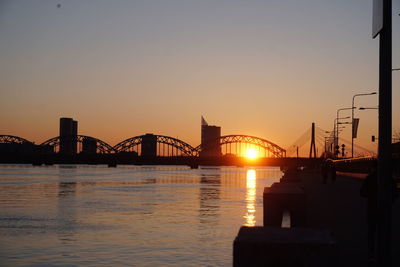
[[1, 0, 399, 156]]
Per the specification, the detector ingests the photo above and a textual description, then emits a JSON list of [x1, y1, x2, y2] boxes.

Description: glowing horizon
[[245, 148, 258, 160]]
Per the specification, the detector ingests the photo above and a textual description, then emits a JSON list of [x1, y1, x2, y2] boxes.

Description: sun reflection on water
[[244, 169, 256, 226]]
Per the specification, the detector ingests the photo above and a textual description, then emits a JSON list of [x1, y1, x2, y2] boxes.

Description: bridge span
[[1, 133, 286, 158], [0, 133, 299, 166]]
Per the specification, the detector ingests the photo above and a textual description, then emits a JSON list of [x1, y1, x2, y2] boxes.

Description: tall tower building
[[141, 133, 157, 157], [59, 117, 78, 155], [200, 116, 221, 157]]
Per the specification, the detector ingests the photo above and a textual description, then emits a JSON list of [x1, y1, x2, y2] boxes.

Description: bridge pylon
[[309, 122, 316, 158]]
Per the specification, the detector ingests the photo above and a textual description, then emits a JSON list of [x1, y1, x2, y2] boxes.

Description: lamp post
[[336, 108, 354, 157], [337, 122, 350, 152], [351, 92, 377, 157], [324, 136, 335, 157], [333, 115, 350, 158], [375, 1, 392, 264], [324, 130, 335, 156], [333, 117, 350, 148]]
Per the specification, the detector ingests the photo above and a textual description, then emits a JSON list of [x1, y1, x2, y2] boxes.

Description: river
[[0, 164, 282, 266]]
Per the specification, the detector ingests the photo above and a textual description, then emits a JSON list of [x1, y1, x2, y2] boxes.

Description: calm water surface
[[0, 164, 282, 266]]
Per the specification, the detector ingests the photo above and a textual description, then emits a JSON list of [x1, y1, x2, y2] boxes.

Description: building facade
[[200, 116, 221, 157], [59, 117, 78, 155], [141, 133, 157, 157]]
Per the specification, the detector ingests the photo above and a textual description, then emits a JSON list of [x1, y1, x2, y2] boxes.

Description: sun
[[245, 148, 258, 160]]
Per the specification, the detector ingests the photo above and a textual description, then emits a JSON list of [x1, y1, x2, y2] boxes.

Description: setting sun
[[245, 148, 258, 159]]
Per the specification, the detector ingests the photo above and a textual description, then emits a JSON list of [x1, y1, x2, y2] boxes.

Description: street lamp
[[336, 107, 355, 157], [324, 131, 335, 155], [334, 116, 350, 132], [334, 116, 350, 129], [324, 136, 335, 156], [337, 122, 350, 150], [333, 114, 351, 157], [351, 92, 377, 157]]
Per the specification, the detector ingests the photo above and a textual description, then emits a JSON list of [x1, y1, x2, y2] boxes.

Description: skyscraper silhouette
[[200, 116, 221, 157], [59, 118, 78, 155]]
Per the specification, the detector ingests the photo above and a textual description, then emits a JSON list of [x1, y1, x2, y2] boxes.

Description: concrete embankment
[[234, 169, 400, 266], [300, 170, 400, 266]]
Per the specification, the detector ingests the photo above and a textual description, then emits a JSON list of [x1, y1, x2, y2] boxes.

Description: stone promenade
[[299, 170, 400, 266]]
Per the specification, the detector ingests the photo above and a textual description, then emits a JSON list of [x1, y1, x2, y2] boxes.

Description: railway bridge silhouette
[[0, 133, 323, 168], [0, 133, 286, 158]]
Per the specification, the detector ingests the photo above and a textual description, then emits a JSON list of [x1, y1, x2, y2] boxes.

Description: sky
[[0, 0, 399, 156]]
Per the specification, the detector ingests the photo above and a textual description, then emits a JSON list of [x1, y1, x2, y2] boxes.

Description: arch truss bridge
[[0, 135, 33, 144], [113, 134, 196, 157], [1, 134, 286, 158], [196, 135, 286, 158], [40, 135, 114, 154]]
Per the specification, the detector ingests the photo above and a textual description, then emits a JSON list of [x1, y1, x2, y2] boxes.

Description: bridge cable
[[286, 128, 311, 156]]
